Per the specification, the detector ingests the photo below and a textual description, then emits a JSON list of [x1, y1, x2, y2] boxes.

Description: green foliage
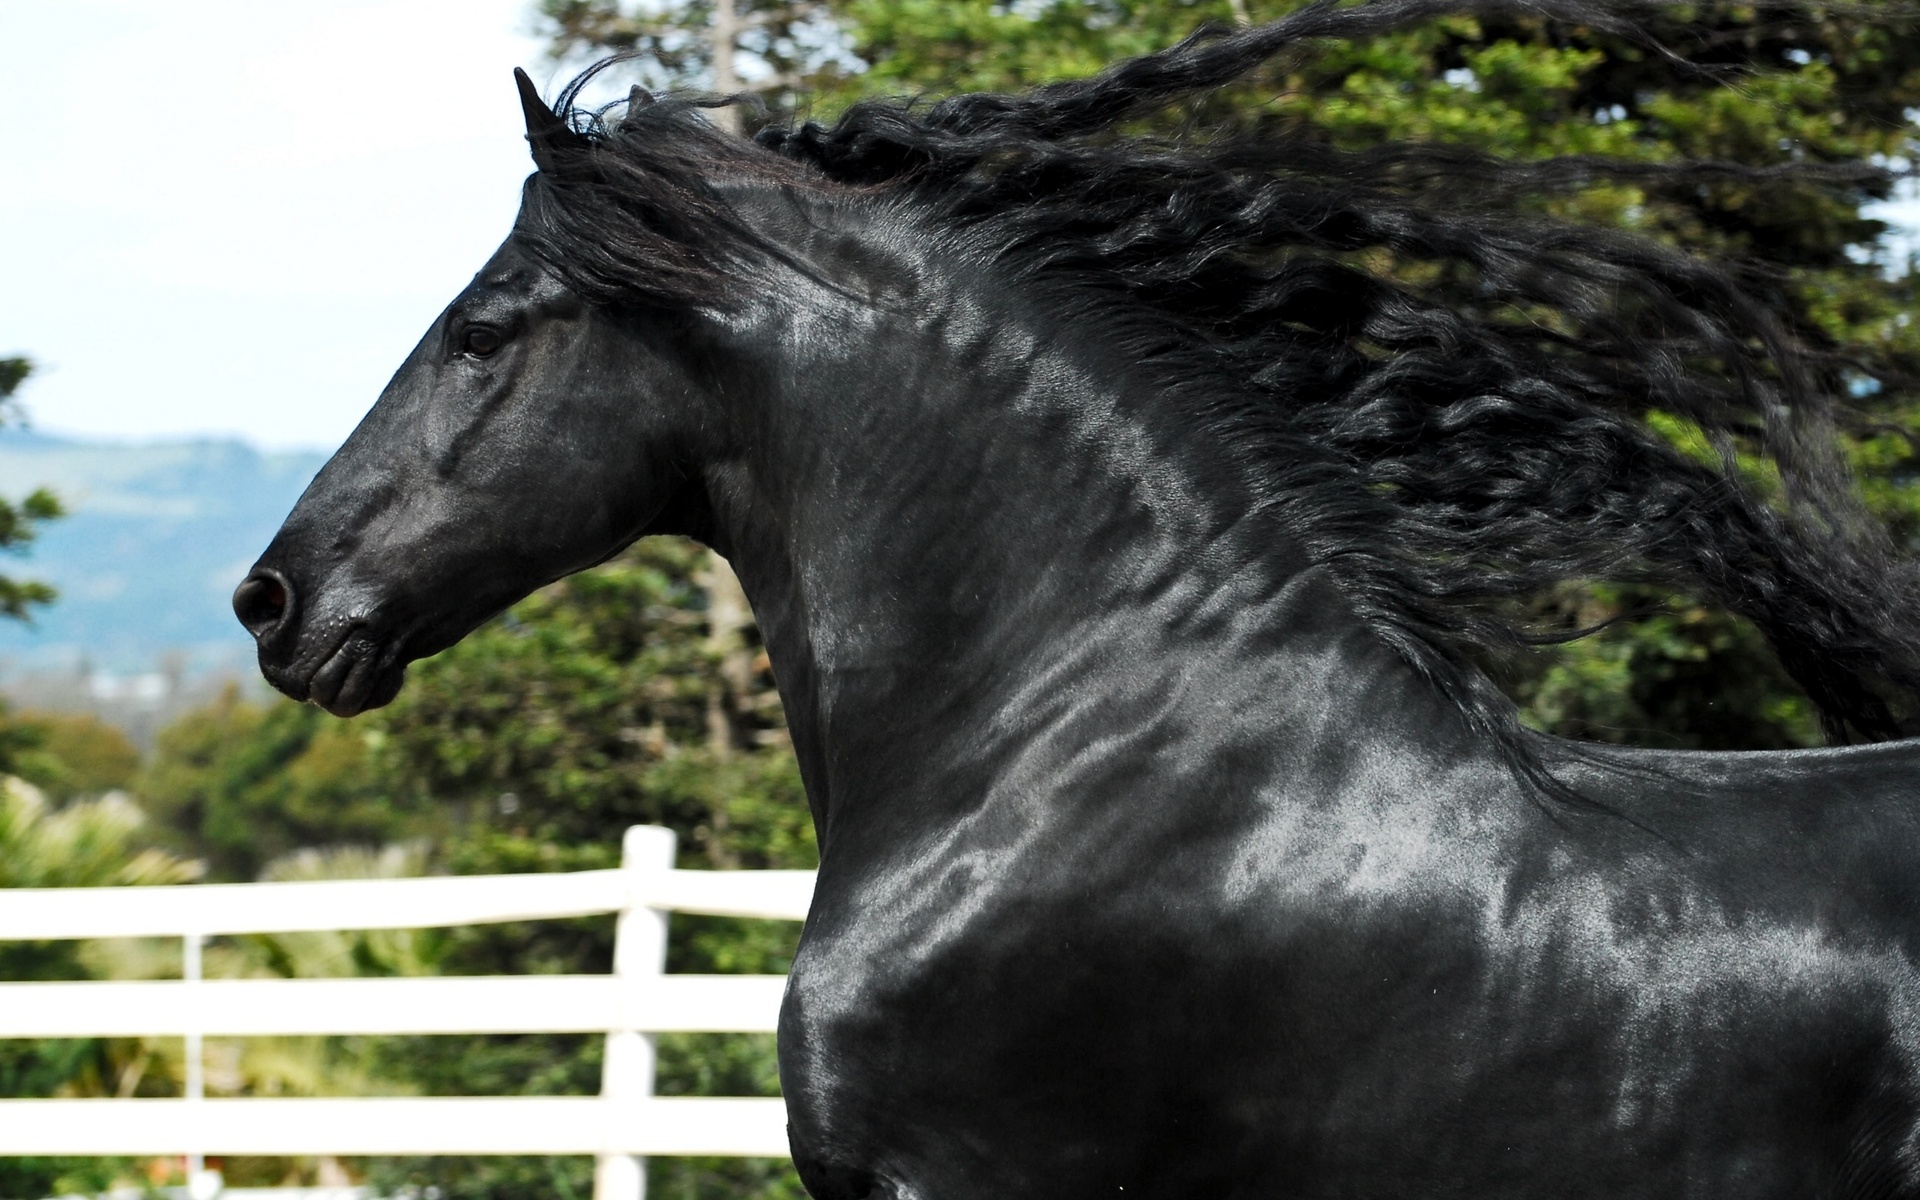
[[0, 701, 48, 782], [11, 712, 141, 803], [139, 685, 427, 881], [372, 538, 809, 872], [0, 356, 60, 623], [237, 843, 443, 982], [362, 538, 812, 1200], [0, 358, 28, 400], [0, 781, 200, 893], [823, 0, 1215, 98], [1504, 585, 1823, 750]]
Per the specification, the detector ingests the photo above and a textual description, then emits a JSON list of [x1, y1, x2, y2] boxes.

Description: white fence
[[0, 826, 814, 1200]]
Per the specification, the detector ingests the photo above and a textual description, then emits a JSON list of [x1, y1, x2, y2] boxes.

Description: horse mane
[[515, 0, 1920, 789]]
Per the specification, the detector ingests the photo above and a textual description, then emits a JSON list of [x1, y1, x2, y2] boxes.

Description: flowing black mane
[[514, 0, 1920, 786]]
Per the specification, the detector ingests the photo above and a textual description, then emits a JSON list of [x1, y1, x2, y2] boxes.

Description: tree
[[138, 686, 428, 881], [0, 356, 61, 623], [11, 713, 140, 803], [0, 355, 67, 783]]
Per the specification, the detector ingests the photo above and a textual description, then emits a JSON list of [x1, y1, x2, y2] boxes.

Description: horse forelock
[[511, 96, 817, 308], [519, 0, 1920, 783]]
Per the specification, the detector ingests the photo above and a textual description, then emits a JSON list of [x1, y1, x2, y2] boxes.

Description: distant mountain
[[0, 429, 329, 675]]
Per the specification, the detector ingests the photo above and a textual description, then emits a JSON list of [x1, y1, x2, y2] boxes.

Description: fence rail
[[0, 865, 815, 938], [0, 826, 814, 1200], [0, 1098, 792, 1157], [0, 974, 787, 1038]]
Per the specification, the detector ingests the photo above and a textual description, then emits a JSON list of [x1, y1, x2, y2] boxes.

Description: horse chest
[[774, 821, 1500, 1196]]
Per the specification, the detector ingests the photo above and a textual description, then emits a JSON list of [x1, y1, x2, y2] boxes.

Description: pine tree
[[0, 357, 60, 624]]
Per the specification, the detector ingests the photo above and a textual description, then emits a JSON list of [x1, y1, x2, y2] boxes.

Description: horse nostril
[[233, 569, 294, 640]]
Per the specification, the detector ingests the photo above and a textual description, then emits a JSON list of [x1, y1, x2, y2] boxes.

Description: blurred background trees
[[356, 539, 810, 1200], [138, 688, 419, 882], [0, 356, 59, 627], [3, 1, 1919, 1197]]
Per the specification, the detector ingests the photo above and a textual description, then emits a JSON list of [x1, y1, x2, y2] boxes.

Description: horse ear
[[614, 85, 656, 133], [513, 67, 579, 173]]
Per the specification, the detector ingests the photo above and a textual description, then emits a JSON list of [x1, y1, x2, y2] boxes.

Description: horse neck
[[705, 226, 1484, 840]]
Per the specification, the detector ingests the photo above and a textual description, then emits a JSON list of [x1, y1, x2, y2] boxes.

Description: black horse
[[236, 2, 1920, 1194]]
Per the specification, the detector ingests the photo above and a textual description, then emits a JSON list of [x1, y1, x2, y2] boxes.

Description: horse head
[[235, 73, 740, 716]]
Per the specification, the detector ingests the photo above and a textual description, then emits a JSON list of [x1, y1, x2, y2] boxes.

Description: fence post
[[182, 930, 221, 1200], [595, 825, 676, 1200]]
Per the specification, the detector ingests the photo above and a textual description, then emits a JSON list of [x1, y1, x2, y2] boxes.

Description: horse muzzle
[[233, 567, 408, 717]]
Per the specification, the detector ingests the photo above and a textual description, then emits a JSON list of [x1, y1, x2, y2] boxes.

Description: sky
[[0, 0, 557, 451], [3, 4, 1918, 453]]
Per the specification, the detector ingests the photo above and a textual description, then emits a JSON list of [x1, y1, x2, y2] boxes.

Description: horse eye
[[462, 326, 503, 358]]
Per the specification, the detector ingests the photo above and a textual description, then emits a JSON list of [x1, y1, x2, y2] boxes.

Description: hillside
[[0, 429, 328, 680]]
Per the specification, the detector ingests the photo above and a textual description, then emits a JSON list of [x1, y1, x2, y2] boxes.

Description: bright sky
[[2, 5, 1916, 453], [0, 0, 555, 451]]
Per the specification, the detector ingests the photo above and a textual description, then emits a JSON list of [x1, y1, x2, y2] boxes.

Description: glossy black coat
[[239, 176, 1920, 1198]]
